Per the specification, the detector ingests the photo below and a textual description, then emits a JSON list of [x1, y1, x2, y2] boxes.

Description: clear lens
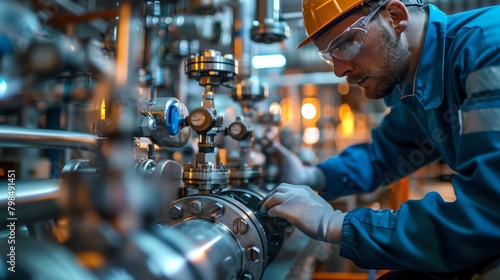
[[317, 1, 387, 65], [319, 29, 368, 63]]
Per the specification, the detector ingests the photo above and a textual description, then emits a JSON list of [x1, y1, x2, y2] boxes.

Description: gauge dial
[[190, 111, 206, 127], [228, 121, 249, 140], [230, 123, 243, 135], [187, 108, 214, 132]]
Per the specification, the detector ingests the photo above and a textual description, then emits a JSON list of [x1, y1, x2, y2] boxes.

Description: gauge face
[[230, 123, 243, 135], [229, 122, 249, 140], [188, 108, 214, 132], [189, 111, 207, 128]]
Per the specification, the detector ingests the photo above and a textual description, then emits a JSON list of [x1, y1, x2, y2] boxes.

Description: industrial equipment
[[0, 0, 324, 279]]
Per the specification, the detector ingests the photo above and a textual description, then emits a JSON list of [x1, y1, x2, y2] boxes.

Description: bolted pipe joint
[[209, 202, 224, 220], [188, 199, 204, 215], [246, 246, 261, 262], [168, 204, 184, 220]]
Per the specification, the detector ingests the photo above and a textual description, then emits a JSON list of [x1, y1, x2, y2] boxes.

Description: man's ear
[[384, 0, 409, 34]]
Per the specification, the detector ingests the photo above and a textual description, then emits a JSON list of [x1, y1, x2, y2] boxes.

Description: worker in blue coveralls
[[259, 0, 500, 279]]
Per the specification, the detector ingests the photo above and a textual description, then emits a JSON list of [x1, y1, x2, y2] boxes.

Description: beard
[[348, 22, 411, 100]]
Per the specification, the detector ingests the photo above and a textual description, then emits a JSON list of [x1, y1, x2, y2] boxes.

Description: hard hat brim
[[297, 36, 314, 49], [296, 0, 365, 49]]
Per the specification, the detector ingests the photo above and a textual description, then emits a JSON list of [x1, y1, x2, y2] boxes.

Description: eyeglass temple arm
[[399, 0, 424, 7], [359, 0, 423, 27]]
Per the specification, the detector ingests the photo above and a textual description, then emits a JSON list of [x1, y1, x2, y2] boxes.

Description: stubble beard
[[357, 23, 411, 100]]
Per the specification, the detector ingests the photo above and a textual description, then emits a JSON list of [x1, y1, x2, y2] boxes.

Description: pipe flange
[[164, 194, 268, 280], [183, 163, 229, 191], [185, 49, 238, 87], [221, 189, 286, 265], [250, 20, 289, 44], [230, 82, 268, 104]]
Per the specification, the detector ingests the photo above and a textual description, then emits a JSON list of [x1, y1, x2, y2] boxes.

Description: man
[[260, 0, 500, 278]]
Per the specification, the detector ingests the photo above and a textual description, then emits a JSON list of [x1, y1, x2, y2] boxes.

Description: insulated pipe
[[0, 126, 98, 151], [0, 180, 61, 226]]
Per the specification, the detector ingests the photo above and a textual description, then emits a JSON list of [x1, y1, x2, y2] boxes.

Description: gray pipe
[[0, 180, 61, 226], [256, 0, 279, 22], [0, 126, 98, 151], [232, 0, 256, 79], [158, 219, 243, 280]]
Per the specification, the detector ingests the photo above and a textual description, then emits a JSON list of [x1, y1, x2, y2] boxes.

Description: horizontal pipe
[[0, 179, 61, 226], [163, 219, 243, 280], [48, 8, 119, 25], [0, 126, 99, 151]]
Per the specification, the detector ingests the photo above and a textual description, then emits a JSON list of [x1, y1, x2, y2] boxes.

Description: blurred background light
[[252, 54, 287, 69]]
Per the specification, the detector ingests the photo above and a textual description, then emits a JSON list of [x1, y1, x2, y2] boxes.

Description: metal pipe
[[162, 219, 243, 280], [0, 126, 95, 150], [50, 0, 108, 33], [48, 8, 119, 25], [232, 0, 256, 79], [256, 0, 279, 22], [0, 126, 98, 151], [251, 0, 288, 43], [0, 180, 61, 226]]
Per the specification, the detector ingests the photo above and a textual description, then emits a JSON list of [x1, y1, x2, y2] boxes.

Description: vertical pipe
[[232, 0, 256, 80], [256, 0, 280, 22]]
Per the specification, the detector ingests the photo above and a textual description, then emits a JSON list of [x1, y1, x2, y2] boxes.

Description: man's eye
[[335, 40, 350, 51], [332, 35, 357, 52]]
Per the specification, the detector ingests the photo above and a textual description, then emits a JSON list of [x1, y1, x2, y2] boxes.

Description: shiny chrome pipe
[[157, 219, 242, 280], [0, 179, 61, 226], [232, 0, 256, 79], [0, 126, 98, 151]]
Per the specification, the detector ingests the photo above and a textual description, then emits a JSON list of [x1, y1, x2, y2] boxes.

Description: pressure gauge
[[228, 121, 250, 140], [230, 123, 243, 135], [187, 108, 215, 132]]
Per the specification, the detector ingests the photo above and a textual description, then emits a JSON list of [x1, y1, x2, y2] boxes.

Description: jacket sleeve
[[340, 128, 500, 272], [339, 26, 500, 272], [317, 103, 441, 200]]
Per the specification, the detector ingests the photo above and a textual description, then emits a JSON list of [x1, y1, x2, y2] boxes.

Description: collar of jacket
[[384, 4, 447, 109]]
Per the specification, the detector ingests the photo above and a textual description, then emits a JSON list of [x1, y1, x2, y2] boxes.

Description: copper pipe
[[48, 9, 119, 26]]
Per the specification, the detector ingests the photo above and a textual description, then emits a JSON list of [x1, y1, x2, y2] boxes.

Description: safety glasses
[[318, 1, 387, 64]]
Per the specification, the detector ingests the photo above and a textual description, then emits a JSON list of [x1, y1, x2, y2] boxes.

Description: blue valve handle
[[165, 103, 181, 135]]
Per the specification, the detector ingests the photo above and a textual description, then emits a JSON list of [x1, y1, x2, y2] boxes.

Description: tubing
[[0, 126, 98, 151], [0, 179, 61, 226]]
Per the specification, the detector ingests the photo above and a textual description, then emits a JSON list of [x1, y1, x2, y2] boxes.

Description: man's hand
[[260, 184, 346, 243]]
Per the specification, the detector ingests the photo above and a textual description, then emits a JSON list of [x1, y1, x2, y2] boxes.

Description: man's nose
[[332, 57, 353, 77]]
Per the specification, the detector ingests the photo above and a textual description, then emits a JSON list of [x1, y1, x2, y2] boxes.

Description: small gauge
[[187, 108, 215, 132], [190, 111, 206, 127], [228, 121, 249, 140], [230, 123, 243, 135]]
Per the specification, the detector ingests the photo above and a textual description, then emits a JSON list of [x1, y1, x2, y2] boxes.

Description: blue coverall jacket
[[317, 4, 500, 272]]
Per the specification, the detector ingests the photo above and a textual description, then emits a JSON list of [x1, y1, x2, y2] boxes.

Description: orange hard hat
[[297, 0, 364, 48], [297, 0, 424, 48]]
